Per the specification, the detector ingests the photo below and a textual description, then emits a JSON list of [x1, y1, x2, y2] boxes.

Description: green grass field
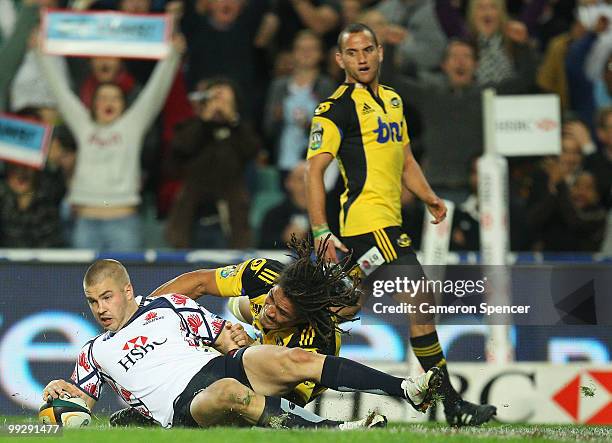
[[1, 416, 611, 443]]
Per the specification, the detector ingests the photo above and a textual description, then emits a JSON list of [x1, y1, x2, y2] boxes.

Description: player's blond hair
[[83, 259, 131, 289]]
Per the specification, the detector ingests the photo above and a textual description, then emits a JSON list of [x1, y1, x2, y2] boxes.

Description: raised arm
[[123, 35, 184, 131], [37, 52, 89, 133], [0, 1, 39, 98], [290, 0, 339, 35]]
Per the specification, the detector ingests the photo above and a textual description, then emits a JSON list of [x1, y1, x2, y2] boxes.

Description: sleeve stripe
[[260, 270, 279, 281], [261, 268, 279, 277], [257, 275, 275, 285], [69, 380, 99, 401]]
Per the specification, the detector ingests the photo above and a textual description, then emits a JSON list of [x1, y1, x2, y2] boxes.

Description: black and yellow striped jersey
[[306, 83, 409, 237], [214, 258, 341, 405]]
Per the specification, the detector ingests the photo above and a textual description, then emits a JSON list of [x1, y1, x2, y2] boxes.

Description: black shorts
[[343, 226, 421, 267], [171, 348, 251, 428], [342, 226, 425, 283]]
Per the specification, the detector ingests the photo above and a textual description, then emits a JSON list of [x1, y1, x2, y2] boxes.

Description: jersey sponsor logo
[[390, 97, 400, 108], [397, 233, 412, 247], [362, 102, 375, 114], [117, 337, 168, 372], [314, 102, 331, 115], [220, 265, 238, 278], [142, 311, 163, 326], [122, 336, 149, 351], [374, 117, 403, 144], [309, 122, 323, 151]]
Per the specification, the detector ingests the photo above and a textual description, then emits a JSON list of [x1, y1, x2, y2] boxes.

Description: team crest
[[220, 265, 238, 278], [309, 123, 323, 151], [396, 233, 412, 247], [390, 97, 400, 108], [314, 102, 331, 115]]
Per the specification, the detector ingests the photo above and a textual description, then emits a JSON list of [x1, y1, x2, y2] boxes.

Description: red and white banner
[[312, 363, 612, 424]]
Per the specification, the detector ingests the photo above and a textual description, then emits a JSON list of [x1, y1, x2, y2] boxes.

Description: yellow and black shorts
[[342, 226, 425, 283]]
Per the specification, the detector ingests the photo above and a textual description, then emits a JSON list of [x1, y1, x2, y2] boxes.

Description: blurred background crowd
[[1, 0, 612, 253]]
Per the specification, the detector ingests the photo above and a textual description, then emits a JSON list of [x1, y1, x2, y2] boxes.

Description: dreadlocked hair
[[278, 234, 361, 346]]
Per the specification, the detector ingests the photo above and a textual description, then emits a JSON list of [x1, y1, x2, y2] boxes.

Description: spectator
[[537, 21, 587, 111], [37, 36, 184, 251], [47, 124, 78, 244], [264, 30, 336, 182], [263, 0, 342, 51], [381, 38, 536, 203], [528, 170, 607, 252], [437, 0, 544, 86], [165, 78, 260, 249], [566, 14, 612, 131], [375, 0, 448, 76], [450, 158, 480, 251], [10, 0, 67, 116], [0, 162, 64, 247], [0, 0, 38, 112], [259, 161, 309, 248], [584, 106, 612, 208], [79, 57, 140, 107], [181, 0, 267, 118]]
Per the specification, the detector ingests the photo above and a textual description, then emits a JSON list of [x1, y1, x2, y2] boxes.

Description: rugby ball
[[39, 395, 91, 428]]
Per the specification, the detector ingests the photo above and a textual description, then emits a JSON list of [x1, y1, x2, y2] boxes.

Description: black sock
[[257, 396, 341, 428], [320, 355, 406, 399], [411, 331, 460, 407]]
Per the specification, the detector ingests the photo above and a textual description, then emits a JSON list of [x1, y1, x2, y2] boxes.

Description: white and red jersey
[[70, 294, 226, 428]]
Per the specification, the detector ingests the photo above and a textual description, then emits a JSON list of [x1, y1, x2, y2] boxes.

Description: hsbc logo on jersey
[[118, 336, 168, 372]]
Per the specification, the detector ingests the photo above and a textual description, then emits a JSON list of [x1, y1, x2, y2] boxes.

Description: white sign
[[420, 199, 454, 266], [494, 95, 561, 157], [42, 10, 172, 59], [0, 113, 51, 168]]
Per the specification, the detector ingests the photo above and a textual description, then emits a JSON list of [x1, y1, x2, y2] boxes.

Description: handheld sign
[[0, 114, 52, 169], [42, 10, 172, 59]]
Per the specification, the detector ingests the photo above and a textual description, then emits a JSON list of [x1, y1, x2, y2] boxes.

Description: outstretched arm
[[149, 269, 219, 299], [123, 35, 184, 132], [37, 52, 89, 134]]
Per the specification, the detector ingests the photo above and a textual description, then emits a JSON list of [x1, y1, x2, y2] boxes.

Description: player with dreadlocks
[[110, 236, 371, 426]]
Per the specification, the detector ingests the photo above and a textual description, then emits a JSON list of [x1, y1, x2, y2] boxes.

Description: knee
[[279, 348, 319, 380], [206, 378, 254, 411], [286, 348, 317, 365]]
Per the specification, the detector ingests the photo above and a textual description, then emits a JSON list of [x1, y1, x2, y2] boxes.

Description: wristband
[[312, 224, 331, 238]]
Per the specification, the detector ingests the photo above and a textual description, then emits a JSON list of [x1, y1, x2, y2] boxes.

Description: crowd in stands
[[0, 0, 611, 253]]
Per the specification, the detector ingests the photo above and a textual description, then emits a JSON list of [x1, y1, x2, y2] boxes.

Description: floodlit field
[[2, 417, 611, 443]]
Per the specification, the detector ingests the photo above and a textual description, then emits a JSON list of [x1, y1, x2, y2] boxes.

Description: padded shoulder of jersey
[[313, 84, 354, 128], [380, 84, 397, 92]]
